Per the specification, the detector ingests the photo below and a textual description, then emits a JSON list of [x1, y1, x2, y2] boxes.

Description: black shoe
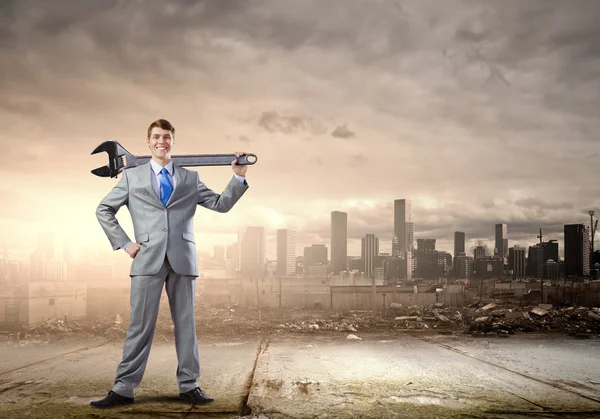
[[90, 390, 134, 408], [179, 387, 214, 404]]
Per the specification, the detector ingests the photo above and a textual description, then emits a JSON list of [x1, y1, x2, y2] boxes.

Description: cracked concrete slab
[[0, 337, 261, 418], [425, 333, 600, 402], [2, 332, 600, 418], [247, 333, 600, 418]]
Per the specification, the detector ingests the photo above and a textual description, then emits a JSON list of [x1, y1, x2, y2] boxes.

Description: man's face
[[147, 127, 174, 159]]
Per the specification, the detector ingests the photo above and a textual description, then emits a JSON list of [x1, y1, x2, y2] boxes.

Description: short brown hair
[[147, 119, 175, 138]]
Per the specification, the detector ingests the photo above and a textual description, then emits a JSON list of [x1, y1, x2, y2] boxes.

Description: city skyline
[[2, 1, 599, 264], [1, 207, 596, 264]]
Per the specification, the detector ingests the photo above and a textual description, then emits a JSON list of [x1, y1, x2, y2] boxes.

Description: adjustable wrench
[[91, 140, 257, 178]]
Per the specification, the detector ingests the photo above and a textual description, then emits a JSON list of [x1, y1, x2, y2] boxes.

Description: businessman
[[91, 119, 249, 408]]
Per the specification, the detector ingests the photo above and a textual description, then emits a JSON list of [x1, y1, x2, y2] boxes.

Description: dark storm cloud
[[258, 111, 328, 135], [331, 125, 355, 139], [455, 27, 490, 44], [514, 197, 574, 211]]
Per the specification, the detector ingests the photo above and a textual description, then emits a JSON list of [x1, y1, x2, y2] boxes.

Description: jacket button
[[163, 228, 168, 232]]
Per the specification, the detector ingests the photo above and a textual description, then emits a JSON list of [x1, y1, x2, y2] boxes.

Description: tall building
[[495, 224, 508, 262], [393, 199, 412, 257], [564, 224, 590, 277], [527, 245, 544, 278], [454, 254, 473, 279], [437, 251, 452, 278], [508, 246, 526, 278], [415, 239, 437, 280], [240, 226, 266, 278], [406, 222, 414, 252], [474, 245, 486, 262], [541, 240, 559, 263], [276, 229, 296, 276], [361, 234, 379, 278], [454, 231, 465, 257], [331, 211, 348, 274], [304, 244, 327, 268], [453, 231, 465, 276]]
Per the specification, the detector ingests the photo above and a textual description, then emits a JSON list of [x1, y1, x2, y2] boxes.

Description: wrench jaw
[[90, 140, 135, 178]]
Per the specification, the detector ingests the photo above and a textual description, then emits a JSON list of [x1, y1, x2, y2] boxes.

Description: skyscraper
[[508, 246, 526, 278], [361, 234, 379, 278], [304, 244, 327, 268], [495, 224, 508, 262], [276, 229, 296, 276], [393, 199, 413, 279], [393, 199, 412, 256], [564, 224, 590, 277], [526, 245, 544, 278], [331, 211, 347, 274], [240, 226, 266, 278], [454, 231, 465, 256], [415, 239, 437, 280]]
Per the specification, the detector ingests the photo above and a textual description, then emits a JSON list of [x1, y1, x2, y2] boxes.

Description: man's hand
[[231, 151, 248, 177], [124, 242, 141, 259]]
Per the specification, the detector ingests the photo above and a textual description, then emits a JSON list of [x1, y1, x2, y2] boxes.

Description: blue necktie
[[160, 168, 173, 206]]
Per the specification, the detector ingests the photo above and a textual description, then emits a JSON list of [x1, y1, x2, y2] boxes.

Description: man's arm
[[96, 171, 132, 251], [197, 172, 248, 212]]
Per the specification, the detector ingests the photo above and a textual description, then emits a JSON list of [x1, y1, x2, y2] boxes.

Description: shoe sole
[[178, 395, 214, 405], [90, 400, 134, 409]]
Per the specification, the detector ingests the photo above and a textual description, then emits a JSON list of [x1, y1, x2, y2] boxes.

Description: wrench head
[[91, 165, 113, 177], [91, 140, 130, 178], [91, 140, 118, 157]]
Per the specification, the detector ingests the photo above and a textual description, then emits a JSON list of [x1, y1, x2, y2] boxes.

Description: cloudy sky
[[1, 0, 599, 262]]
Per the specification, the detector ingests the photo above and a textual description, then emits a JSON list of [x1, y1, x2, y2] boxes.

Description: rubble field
[[2, 301, 599, 344]]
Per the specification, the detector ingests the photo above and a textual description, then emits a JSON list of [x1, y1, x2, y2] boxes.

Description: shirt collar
[[150, 159, 174, 176]]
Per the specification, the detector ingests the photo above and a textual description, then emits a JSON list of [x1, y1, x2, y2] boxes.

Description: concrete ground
[[1, 331, 600, 418]]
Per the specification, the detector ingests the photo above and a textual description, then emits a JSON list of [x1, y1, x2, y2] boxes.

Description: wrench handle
[[128, 153, 258, 168], [173, 153, 257, 166]]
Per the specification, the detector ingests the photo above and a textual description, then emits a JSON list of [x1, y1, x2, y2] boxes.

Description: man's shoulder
[[123, 162, 150, 177], [176, 165, 197, 176]]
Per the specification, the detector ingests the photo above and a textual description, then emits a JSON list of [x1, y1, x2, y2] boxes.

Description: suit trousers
[[112, 255, 200, 398]]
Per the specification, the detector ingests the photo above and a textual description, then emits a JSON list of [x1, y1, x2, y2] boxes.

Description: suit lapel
[[141, 162, 163, 207], [166, 164, 187, 206], [139, 161, 187, 208]]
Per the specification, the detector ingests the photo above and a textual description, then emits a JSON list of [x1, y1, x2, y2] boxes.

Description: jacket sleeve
[[96, 171, 132, 250], [197, 172, 249, 213]]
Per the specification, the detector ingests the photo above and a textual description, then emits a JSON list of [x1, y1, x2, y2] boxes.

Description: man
[[91, 119, 249, 408]]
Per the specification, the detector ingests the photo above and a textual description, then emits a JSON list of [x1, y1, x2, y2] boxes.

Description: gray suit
[[96, 161, 248, 397]]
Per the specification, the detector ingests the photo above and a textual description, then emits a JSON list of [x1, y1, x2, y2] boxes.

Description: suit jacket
[[96, 161, 249, 277]]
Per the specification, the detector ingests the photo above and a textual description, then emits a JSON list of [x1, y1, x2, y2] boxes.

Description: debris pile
[[2, 302, 599, 342], [464, 303, 600, 337]]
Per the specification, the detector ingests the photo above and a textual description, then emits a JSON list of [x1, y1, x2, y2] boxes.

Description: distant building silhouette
[[361, 234, 379, 278], [331, 211, 348, 275], [495, 223, 508, 263], [564, 224, 590, 277], [276, 229, 296, 277], [508, 246, 526, 278]]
